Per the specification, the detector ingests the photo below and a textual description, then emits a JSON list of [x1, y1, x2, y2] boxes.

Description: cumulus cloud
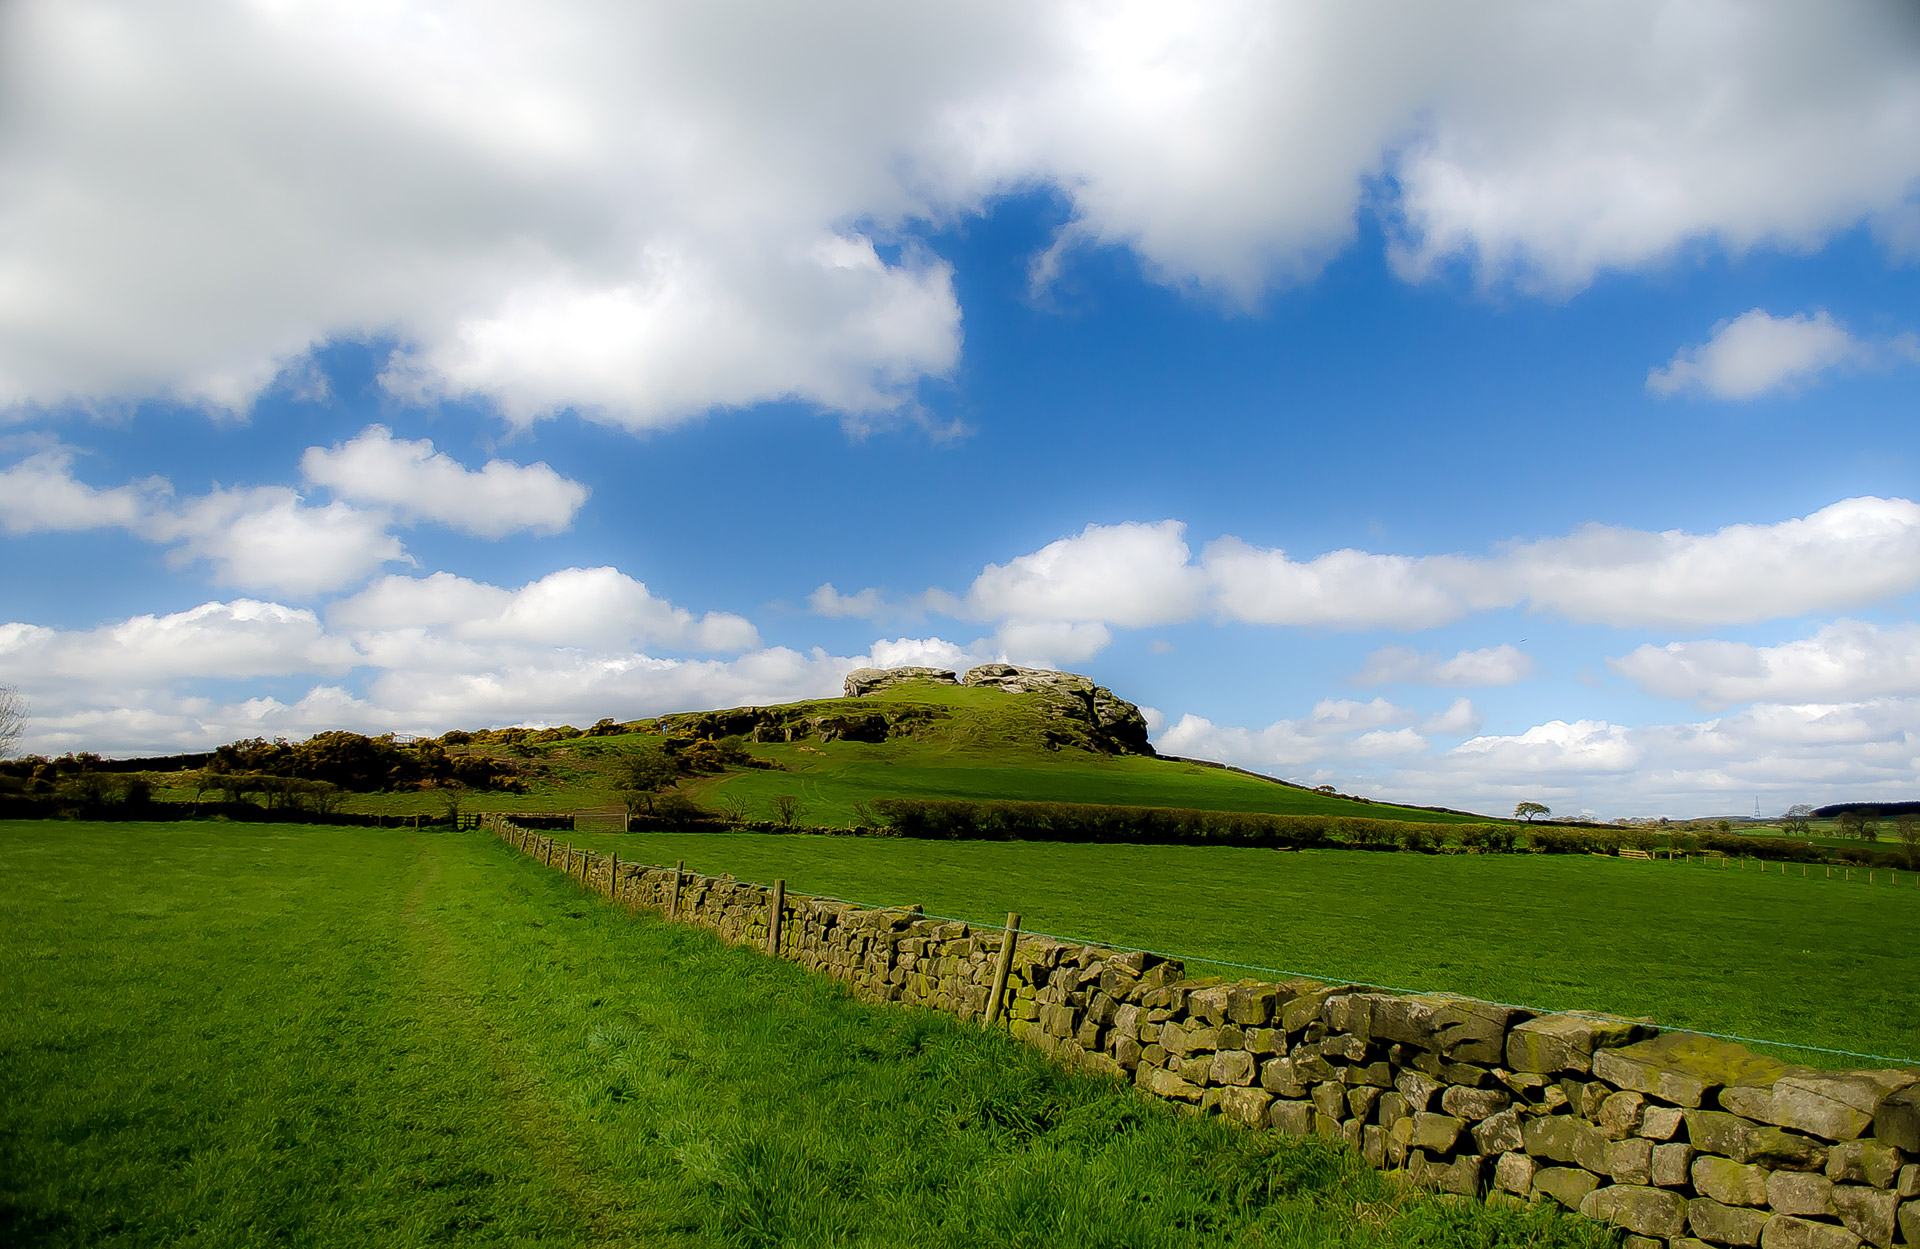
[[6, 3, 1918, 420], [1356, 643, 1535, 687], [1646, 309, 1917, 400], [332, 568, 759, 656], [300, 425, 587, 537], [1611, 620, 1920, 710], [151, 487, 407, 597], [994, 620, 1113, 667], [0, 448, 168, 533], [1157, 693, 1920, 817], [0, 600, 358, 685], [963, 521, 1208, 627], [939, 497, 1920, 635], [1155, 697, 1426, 772], [809, 583, 893, 620]]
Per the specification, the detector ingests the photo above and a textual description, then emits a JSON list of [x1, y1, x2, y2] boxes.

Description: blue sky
[[3, 1, 1918, 818]]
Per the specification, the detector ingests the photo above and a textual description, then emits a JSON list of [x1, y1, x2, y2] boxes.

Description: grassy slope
[[293, 683, 1483, 826], [0, 821, 1610, 1249], [567, 831, 1920, 1069]]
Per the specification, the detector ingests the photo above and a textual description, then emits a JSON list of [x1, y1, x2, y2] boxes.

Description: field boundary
[[488, 816, 1920, 1248]]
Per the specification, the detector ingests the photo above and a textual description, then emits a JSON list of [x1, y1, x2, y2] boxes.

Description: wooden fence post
[[610, 854, 620, 903], [768, 880, 785, 955], [983, 912, 1022, 1028], [668, 859, 684, 919]]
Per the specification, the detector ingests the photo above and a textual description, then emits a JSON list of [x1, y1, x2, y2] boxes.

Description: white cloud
[[809, 583, 892, 620], [1421, 697, 1481, 735], [332, 567, 759, 656], [942, 497, 1920, 635], [1355, 643, 1535, 687], [0, 600, 358, 685], [1154, 696, 1424, 772], [0, 448, 167, 533], [300, 425, 588, 537], [1612, 620, 1920, 710], [1159, 694, 1920, 818], [963, 520, 1207, 627], [8, 3, 1919, 420], [993, 620, 1112, 668], [1501, 497, 1920, 629], [150, 487, 406, 597], [1645, 309, 1914, 400]]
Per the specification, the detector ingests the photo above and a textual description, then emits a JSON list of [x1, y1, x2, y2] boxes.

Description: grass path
[[2, 821, 1612, 1248], [570, 832, 1920, 1068]]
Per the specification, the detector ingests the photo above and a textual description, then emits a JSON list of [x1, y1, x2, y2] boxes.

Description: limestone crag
[[842, 666, 960, 697], [500, 817, 1920, 1249]]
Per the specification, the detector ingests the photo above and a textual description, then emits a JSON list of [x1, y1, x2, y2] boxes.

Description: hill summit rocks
[[843, 663, 1154, 756]]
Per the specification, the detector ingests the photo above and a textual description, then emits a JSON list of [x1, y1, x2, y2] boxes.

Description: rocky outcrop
[[959, 664, 1154, 756], [842, 667, 959, 697]]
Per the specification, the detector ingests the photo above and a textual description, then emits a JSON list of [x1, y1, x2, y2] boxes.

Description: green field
[[566, 830, 1920, 1069], [1, 821, 1611, 1249]]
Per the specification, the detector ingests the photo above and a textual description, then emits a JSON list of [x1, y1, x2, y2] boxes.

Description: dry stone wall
[[493, 819, 1920, 1249]]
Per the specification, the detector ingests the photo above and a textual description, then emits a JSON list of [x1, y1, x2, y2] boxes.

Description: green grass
[[137, 682, 1495, 827], [1, 820, 1611, 1249], [566, 831, 1920, 1070]]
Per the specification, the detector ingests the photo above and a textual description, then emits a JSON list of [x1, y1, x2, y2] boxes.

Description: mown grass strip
[[3, 821, 1614, 1248]]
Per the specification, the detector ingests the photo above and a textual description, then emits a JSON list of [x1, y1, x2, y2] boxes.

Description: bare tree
[[770, 794, 803, 828], [0, 685, 25, 759]]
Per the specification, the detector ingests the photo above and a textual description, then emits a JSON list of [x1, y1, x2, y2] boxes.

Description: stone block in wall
[[1689, 1197, 1774, 1247], [1827, 1141, 1905, 1189], [1694, 1155, 1772, 1207], [1874, 1089, 1920, 1152], [1600, 1091, 1649, 1139], [1433, 999, 1523, 1065], [1410, 1112, 1464, 1153], [1409, 1150, 1484, 1196], [1642, 1105, 1687, 1141], [1261, 1057, 1306, 1098], [1473, 1108, 1524, 1156], [1748, 1128, 1832, 1173], [1523, 1113, 1584, 1165], [1227, 984, 1279, 1026], [1508, 1013, 1654, 1076], [1377, 1091, 1410, 1132], [1396, 1070, 1443, 1112], [1213, 1084, 1271, 1127], [1581, 1184, 1691, 1241], [1897, 1202, 1918, 1249], [1534, 1166, 1602, 1209], [1343, 1061, 1394, 1089], [1074, 1018, 1105, 1051], [1495, 1150, 1536, 1195], [1653, 1142, 1696, 1188], [1281, 987, 1337, 1034], [1346, 1085, 1381, 1122], [1211, 1049, 1256, 1088], [1362, 1124, 1386, 1170], [1830, 1187, 1896, 1249], [1761, 1214, 1866, 1249], [1113, 1033, 1142, 1070], [1270, 1099, 1314, 1137], [1897, 1161, 1918, 1198], [1312, 1083, 1347, 1120], [1771, 1073, 1917, 1144], [1441, 1085, 1511, 1122], [1145, 1067, 1203, 1103], [1245, 1027, 1285, 1055], [1314, 1113, 1343, 1143], [1609, 1137, 1655, 1185], [1596, 1033, 1796, 1111], [1767, 1171, 1837, 1218]]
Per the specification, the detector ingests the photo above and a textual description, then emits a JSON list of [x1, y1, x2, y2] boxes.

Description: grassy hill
[[302, 678, 1493, 826]]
